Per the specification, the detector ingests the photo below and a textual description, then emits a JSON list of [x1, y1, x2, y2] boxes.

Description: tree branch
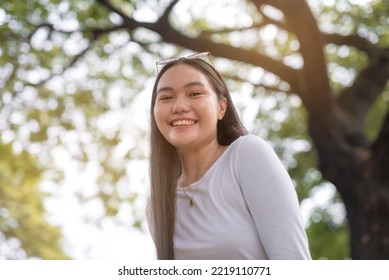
[[20, 24, 124, 89], [324, 33, 381, 60], [158, 25, 301, 91], [95, 0, 139, 29], [337, 49, 389, 121], [158, 0, 180, 25], [271, 0, 333, 112], [222, 73, 294, 95], [252, 0, 285, 14], [88, 25, 127, 39], [93, 0, 302, 94], [13, 41, 93, 94], [200, 9, 292, 38]]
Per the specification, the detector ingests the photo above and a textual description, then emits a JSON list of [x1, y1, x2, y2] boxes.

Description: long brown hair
[[149, 57, 247, 259]]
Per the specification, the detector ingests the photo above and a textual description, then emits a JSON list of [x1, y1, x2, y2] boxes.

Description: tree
[[1, 0, 388, 259]]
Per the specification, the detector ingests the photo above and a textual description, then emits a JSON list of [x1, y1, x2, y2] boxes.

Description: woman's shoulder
[[232, 134, 271, 150], [229, 134, 277, 161]]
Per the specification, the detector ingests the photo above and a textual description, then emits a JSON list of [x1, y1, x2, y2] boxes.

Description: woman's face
[[153, 64, 226, 150]]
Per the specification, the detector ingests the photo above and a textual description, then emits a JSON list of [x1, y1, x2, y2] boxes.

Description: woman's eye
[[158, 96, 172, 101], [189, 92, 202, 97]]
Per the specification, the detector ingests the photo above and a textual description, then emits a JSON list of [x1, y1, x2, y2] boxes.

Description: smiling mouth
[[171, 120, 197, 127]]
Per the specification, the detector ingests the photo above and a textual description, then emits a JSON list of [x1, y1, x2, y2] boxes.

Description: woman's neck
[[177, 140, 226, 187]]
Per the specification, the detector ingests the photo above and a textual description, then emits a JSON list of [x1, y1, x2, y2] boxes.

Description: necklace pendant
[[189, 199, 194, 207]]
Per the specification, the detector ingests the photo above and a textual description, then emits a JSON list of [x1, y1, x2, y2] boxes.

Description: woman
[[148, 52, 311, 260]]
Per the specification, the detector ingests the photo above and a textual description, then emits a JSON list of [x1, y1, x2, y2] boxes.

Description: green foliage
[[0, 141, 68, 259], [364, 90, 389, 140], [307, 207, 350, 259]]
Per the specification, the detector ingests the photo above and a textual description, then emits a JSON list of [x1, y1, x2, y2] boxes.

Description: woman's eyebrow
[[157, 86, 174, 94], [157, 81, 205, 94], [183, 81, 205, 88]]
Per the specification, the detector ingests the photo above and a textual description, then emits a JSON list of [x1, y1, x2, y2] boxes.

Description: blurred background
[[0, 0, 388, 260]]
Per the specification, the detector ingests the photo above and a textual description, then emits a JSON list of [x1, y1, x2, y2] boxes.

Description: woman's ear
[[218, 98, 227, 120]]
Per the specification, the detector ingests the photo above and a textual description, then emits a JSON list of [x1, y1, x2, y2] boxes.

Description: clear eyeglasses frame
[[155, 51, 213, 74]]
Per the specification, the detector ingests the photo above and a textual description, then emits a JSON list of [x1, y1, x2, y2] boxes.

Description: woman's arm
[[237, 135, 311, 259]]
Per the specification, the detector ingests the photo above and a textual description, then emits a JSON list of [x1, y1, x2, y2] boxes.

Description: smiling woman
[[153, 65, 226, 151], [147, 53, 311, 260]]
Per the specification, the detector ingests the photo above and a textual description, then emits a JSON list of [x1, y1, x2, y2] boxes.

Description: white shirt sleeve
[[237, 135, 311, 259]]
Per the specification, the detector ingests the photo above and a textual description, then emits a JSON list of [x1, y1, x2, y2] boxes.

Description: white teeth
[[172, 120, 195, 126]]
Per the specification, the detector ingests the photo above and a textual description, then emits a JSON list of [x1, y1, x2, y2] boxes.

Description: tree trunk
[[345, 185, 389, 259], [311, 108, 389, 259]]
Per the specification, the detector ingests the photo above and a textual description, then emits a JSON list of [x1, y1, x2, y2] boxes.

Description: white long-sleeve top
[[174, 135, 311, 259]]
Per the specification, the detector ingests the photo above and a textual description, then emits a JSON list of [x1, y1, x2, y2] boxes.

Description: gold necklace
[[182, 186, 195, 207], [179, 145, 224, 207]]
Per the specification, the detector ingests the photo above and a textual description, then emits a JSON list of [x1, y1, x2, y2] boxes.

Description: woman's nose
[[172, 96, 189, 113]]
